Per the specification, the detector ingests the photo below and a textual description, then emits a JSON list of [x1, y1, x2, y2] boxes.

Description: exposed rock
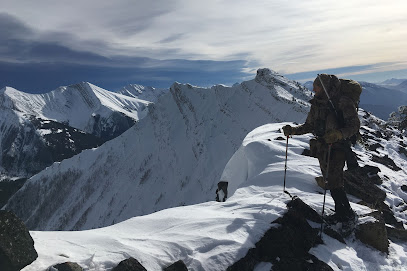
[[0, 210, 38, 271], [355, 211, 389, 253], [272, 254, 333, 271], [0, 178, 26, 208], [323, 227, 345, 244], [371, 154, 402, 171], [401, 185, 407, 192], [368, 143, 383, 152], [386, 226, 407, 242], [163, 260, 188, 271], [216, 181, 228, 202], [227, 197, 332, 271], [343, 165, 404, 229], [50, 262, 83, 271], [344, 165, 386, 205], [112, 257, 147, 271]]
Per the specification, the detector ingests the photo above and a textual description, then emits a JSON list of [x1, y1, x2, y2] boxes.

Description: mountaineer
[[283, 74, 361, 223]]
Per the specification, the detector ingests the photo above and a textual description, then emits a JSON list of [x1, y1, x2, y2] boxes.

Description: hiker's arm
[[293, 108, 314, 135], [338, 97, 360, 139]]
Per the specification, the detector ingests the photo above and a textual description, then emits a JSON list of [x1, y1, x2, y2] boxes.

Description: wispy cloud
[[1, 0, 407, 91]]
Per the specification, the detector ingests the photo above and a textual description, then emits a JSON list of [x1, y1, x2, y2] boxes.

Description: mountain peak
[[255, 68, 282, 81]]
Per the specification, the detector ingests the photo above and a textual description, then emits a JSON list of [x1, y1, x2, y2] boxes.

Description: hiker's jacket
[[293, 95, 360, 144], [291, 93, 360, 189]]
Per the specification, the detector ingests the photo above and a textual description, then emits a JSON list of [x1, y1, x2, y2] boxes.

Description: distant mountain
[[0, 82, 151, 206], [394, 80, 407, 93], [1, 82, 150, 138], [379, 78, 407, 86], [116, 84, 168, 103], [303, 81, 313, 91], [359, 81, 407, 120], [5, 68, 313, 231]]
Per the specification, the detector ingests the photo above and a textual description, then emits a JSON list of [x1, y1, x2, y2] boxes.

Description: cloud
[[285, 62, 407, 83], [1, 1, 407, 91]]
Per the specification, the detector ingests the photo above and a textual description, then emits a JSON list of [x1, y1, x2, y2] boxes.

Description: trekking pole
[[318, 74, 338, 118], [283, 135, 292, 197], [320, 144, 332, 237]]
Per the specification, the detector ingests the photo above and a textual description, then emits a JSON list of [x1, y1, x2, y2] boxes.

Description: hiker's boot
[[315, 176, 327, 189]]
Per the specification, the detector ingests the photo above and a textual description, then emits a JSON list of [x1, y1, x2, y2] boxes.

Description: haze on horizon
[[1, 0, 406, 93]]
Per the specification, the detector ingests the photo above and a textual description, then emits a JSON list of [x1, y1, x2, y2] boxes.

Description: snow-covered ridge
[[23, 122, 407, 271], [1, 82, 151, 134], [0, 82, 153, 182], [116, 84, 168, 103], [5, 69, 312, 231]]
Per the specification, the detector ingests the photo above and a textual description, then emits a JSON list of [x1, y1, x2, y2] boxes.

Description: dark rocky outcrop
[[227, 197, 333, 271], [344, 165, 404, 229], [50, 262, 84, 271], [0, 178, 26, 208], [371, 154, 402, 171], [0, 210, 38, 271], [344, 165, 385, 205], [163, 260, 188, 271], [386, 226, 407, 242], [355, 211, 389, 253], [112, 257, 147, 271]]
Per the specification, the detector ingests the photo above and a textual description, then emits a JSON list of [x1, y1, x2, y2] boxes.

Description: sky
[[1, 0, 407, 93]]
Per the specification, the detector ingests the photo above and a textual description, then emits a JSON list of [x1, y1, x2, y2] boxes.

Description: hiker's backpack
[[336, 77, 362, 144], [338, 78, 362, 109], [319, 74, 362, 144]]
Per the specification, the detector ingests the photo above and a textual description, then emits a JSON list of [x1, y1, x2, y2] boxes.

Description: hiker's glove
[[282, 125, 293, 136], [324, 130, 343, 144]]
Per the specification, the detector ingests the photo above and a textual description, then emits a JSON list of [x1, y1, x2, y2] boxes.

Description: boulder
[[344, 165, 386, 204], [51, 262, 83, 271], [163, 260, 188, 271], [227, 197, 332, 271], [112, 257, 147, 271], [0, 210, 38, 271], [386, 226, 407, 242], [371, 154, 402, 171], [355, 211, 389, 254]]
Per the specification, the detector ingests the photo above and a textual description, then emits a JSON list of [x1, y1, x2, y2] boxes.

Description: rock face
[[0, 210, 38, 271], [355, 212, 389, 253], [163, 260, 188, 271], [112, 257, 147, 271], [227, 197, 333, 271], [51, 262, 84, 271], [344, 165, 385, 205]]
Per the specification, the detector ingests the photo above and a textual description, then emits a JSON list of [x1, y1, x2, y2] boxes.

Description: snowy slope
[[22, 123, 407, 271], [1, 83, 150, 136], [5, 69, 312, 231], [116, 84, 168, 103], [0, 82, 152, 205]]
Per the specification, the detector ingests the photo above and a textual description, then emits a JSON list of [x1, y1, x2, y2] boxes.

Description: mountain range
[[5, 69, 312, 231], [1, 70, 407, 270], [0, 82, 152, 206]]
